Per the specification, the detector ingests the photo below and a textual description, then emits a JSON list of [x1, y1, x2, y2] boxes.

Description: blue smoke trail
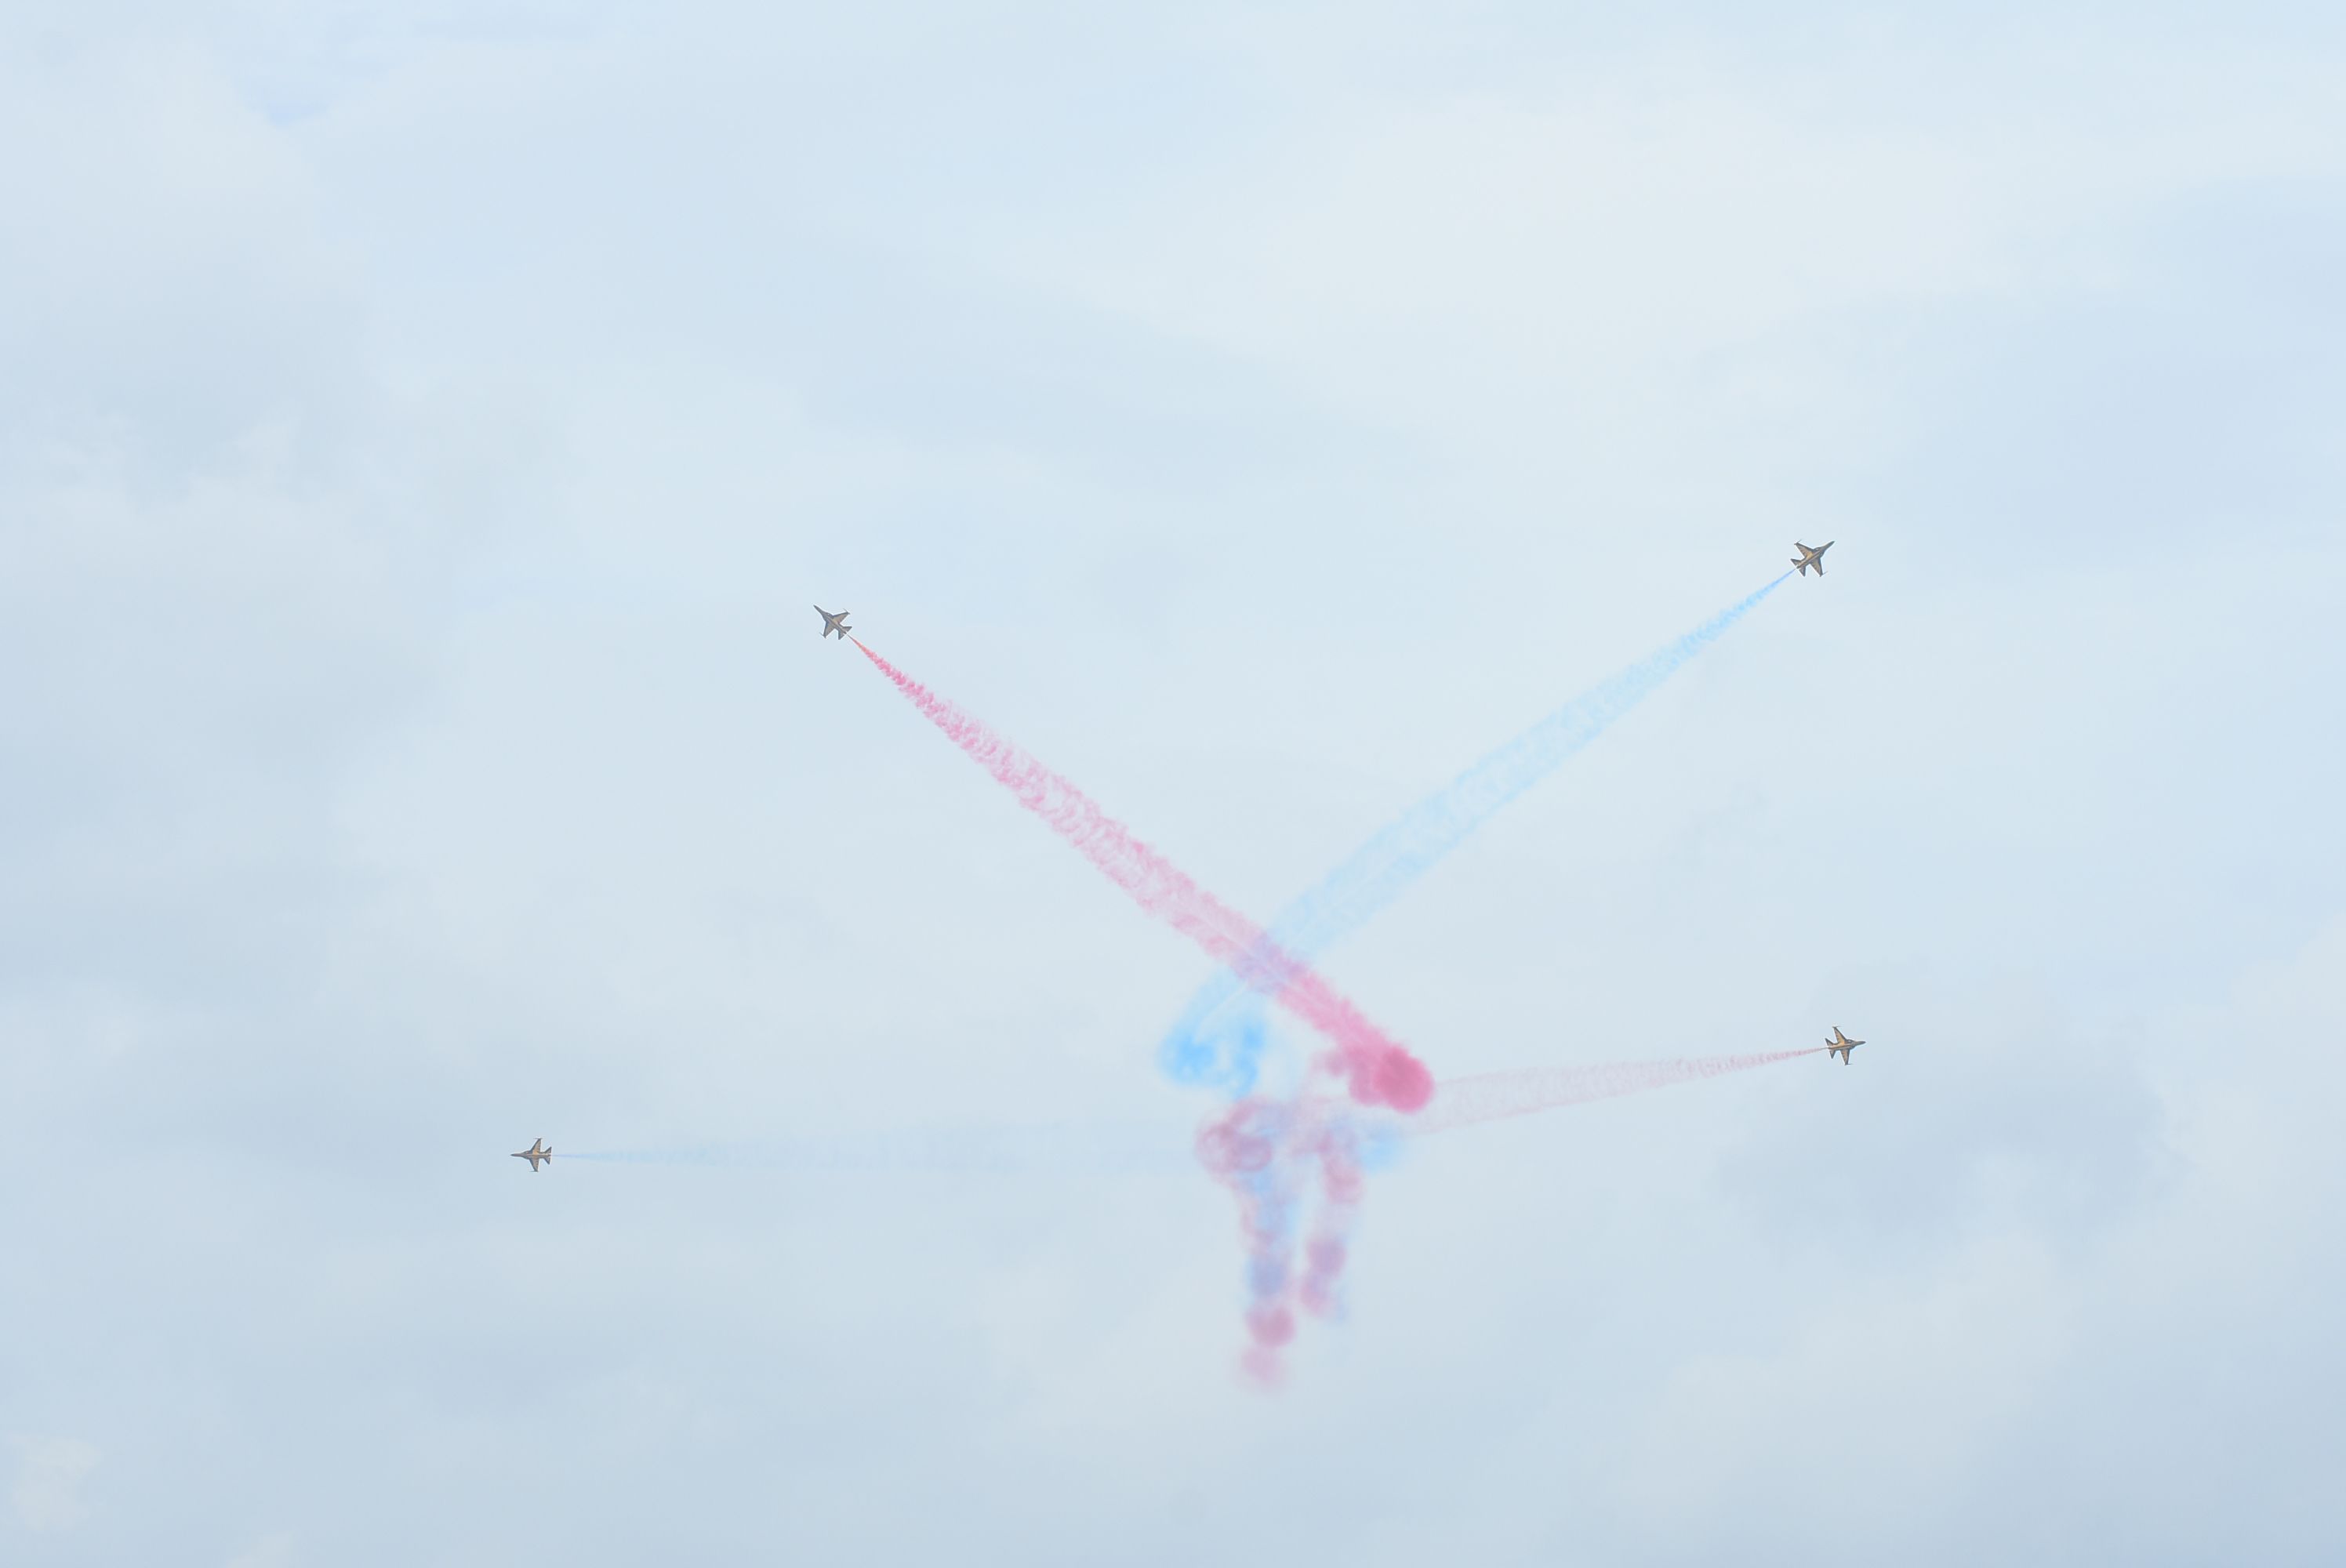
[[1161, 575, 1790, 1095], [563, 1120, 1193, 1174]]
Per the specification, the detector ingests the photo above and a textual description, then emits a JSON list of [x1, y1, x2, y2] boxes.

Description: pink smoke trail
[[1197, 1047, 1825, 1378], [1412, 1048, 1827, 1132], [853, 638, 1433, 1112]]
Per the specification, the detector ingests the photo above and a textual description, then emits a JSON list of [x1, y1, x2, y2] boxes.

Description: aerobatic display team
[[527, 541, 1861, 1381]]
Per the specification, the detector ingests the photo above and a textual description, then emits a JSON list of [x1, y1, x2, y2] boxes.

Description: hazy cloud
[[2, 2, 2341, 1563], [7, 1436, 99, 1534], [227, 1530, 296, 1568]]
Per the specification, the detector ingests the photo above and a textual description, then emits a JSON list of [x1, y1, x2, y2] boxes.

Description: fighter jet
[[814, 604, 853, 640], [1792, 541, 1834, 576], [511, 1138, 553, 1171], [1825, 1027, 1863, 1065]]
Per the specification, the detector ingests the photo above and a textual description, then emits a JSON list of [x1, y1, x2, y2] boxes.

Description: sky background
[[4, 2, 2344, 1563]]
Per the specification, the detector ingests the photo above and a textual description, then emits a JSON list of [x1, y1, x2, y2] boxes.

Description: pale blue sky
[[3, 4, 2343, 1563]]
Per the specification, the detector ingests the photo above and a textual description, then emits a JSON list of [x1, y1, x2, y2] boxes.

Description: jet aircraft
[[815, 604, 853, 639], [1826, 1027, 1863, 1065], [512, 1138, 553, 1171], [1792, 541, 1833, 576]]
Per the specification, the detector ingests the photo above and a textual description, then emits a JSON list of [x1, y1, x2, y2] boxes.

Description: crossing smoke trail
[[1162, 576, 1791, 1374], [852, 638, 1433, 1112], [852, 579, 1792, 1375], [1163, 575, 1790, 1098]]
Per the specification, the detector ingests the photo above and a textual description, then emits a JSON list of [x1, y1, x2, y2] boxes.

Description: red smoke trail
[[1413, 1048, 1827, 1132], [853, 639, 1433, 1112]]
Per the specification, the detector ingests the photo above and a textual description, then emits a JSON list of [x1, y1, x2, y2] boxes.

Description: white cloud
[[6, 1434, 99, 1533]]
